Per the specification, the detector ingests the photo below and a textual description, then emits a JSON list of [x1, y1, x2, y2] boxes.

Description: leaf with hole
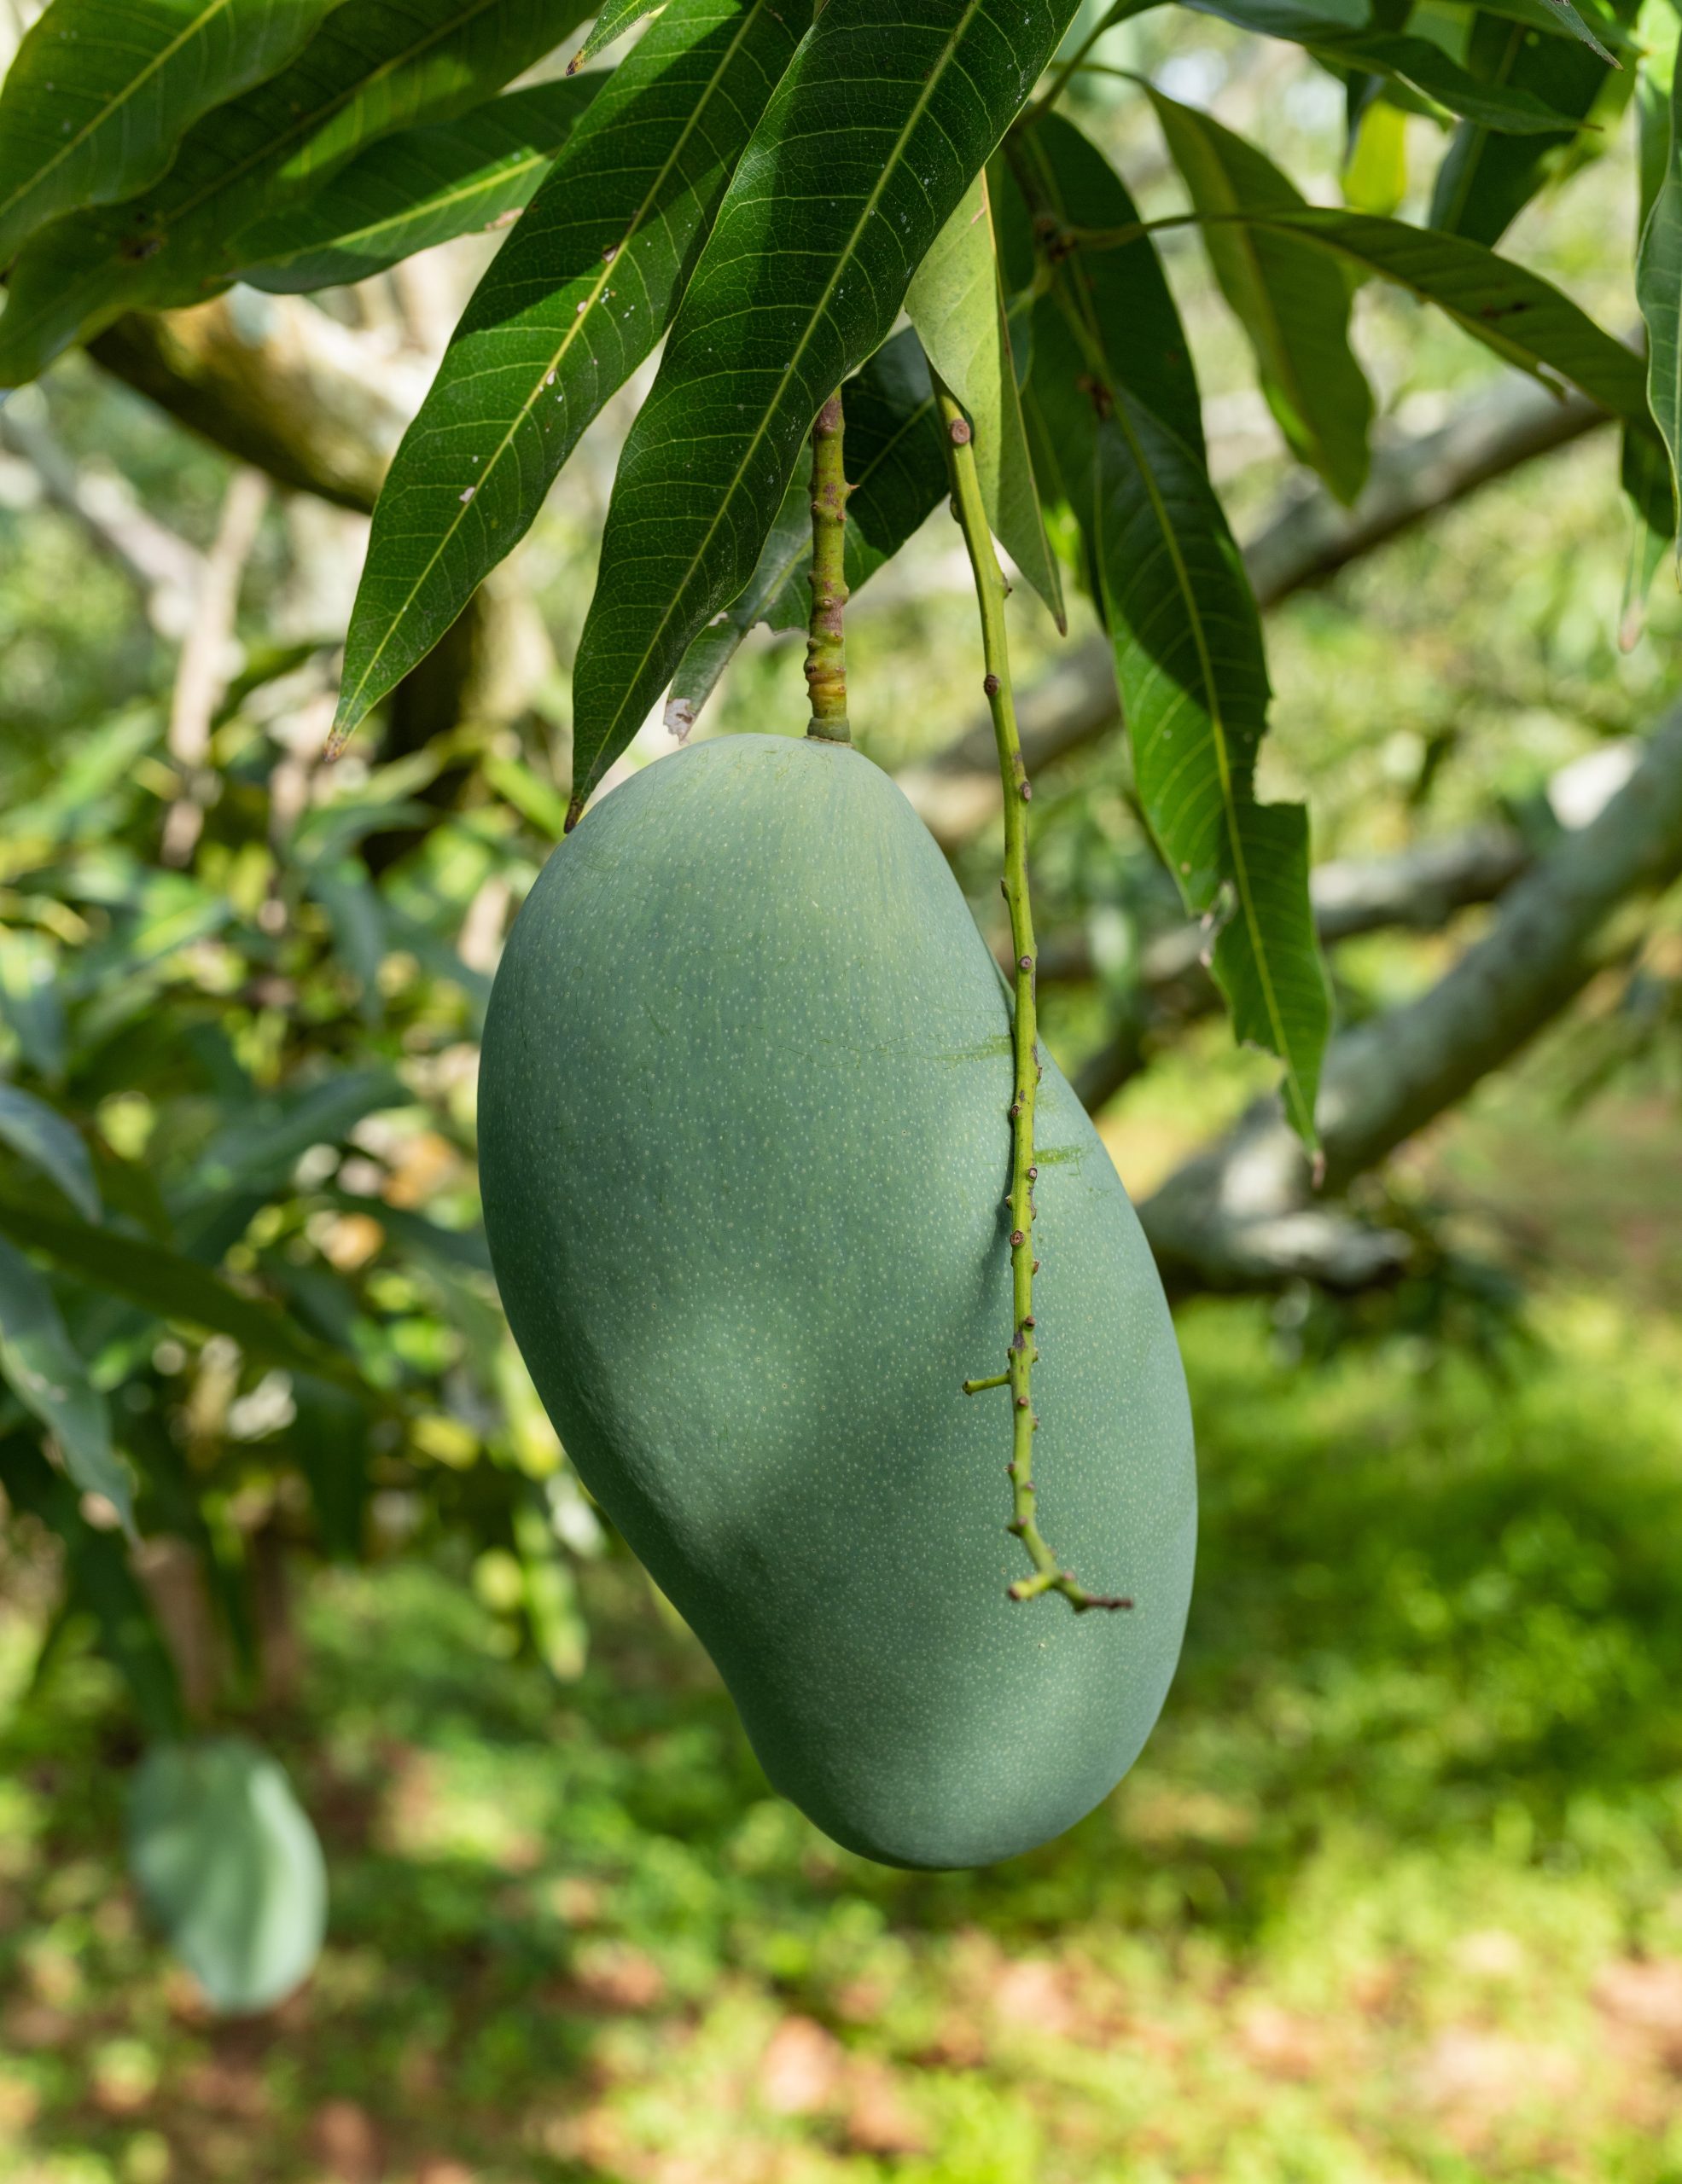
[[567, 0, 1087, 814], [334, 0, 802, 744]]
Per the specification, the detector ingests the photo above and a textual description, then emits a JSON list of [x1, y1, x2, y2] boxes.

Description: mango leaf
[[1640, 49, 1682, 525], [566, 0, 1085, 814], [238, 78, 602, 292], [570, 0, 664, 70], [1146, 88, 1372, 503], [0, 0, 595, 386], [189, 1066, 406, 1199], [1619, 423, 1673, 646], [905, 171, 1064, 624], [1173, 207, 1650, 424], [130, 1738, 327, 2014], [0, 0, 339, 266], [1021, 130, 1328, 1145], [333, 0, 801, 744], [1430, 2, 1633, 245], [0, 1083, 100, 1221], [0, 931, 67, 1080], [666, 324, 949, 729], [0, 1188, 367, 1391], [0, 1234, 131, 1531]]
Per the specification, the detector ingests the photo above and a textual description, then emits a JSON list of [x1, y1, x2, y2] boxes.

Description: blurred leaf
[[129, 1737, 327, 2013], [0, 0, 339, 264], [191, 1068, 406, 1198], [567, 0, 1085, 811], [665, 324, 949, 730], [1146, 88, 1372, 503], [481, 753, 573, 839], [0, 1188, 368, 1391], [238, 78, 602, 292], [1640, 49, 1682, 529], [0, 1234, 131, 1531], [1021, 129, 1328, 1145], [0, 0, 597, 386], [0, 1083, 101, 1221], [0, 931, 68, 1081], [572, 0, 663, 69], [1429, 2, 1635, 246], [288, 1376, 371, 1558], [515, 1498, 587, 1679], [1620, 421, 1674, 647], [334, 0, 803, 744], [906, 171, 1064, 624]]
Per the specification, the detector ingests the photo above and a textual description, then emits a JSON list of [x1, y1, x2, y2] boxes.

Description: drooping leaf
[[0, 1083, 101, 1222], [1429, 1, 1634, 246], [238, 78, 602, 292], [665, 323, 949, 729], [0, 1188, 367, 1390], [570, 0, 664, 71], [0, 0, 596, 386], [905, 171, 1064, 624], [0, 931, 68, 1080], [334, 0, 802, 744], [1021, 124, 1328, 1144], [129, 1738, 327, 2014], [189, 1066, 406, 1199], [0, 1234, 131, 1531], [1168, 206, 1650, 425], [566, 0, 1086, 814], [1187, 0, 1594, 126], [1639, 45, 1682, 526], [1145, 87, 1373, 503], [1009, 112, 1203, 458], [0, 0, 340, 266]]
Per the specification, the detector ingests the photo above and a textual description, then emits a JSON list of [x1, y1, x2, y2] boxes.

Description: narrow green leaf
[[571, 0, 664, 70], [1429, 2, 1633, 246], [567, 0, 1085, 811], [1619, 423, 1673, 647], [0, 0, 340, 265], [334, 0, 802, 743], [0, 1083, 100, 1222], [0, 930, 67, 1080], [0, 1188, 365, 1391], [665, 324, 949, 729], [906, 171, 1064, 625], [1170, 206, 1649, 425], [0, 0, 595, 386], [0, 1234, 131, 1531], [190, 1066, 405, 1198], [239, 78, 601, 292], [1021, 123, 1328, 1144], [130, 1738, 327, 2014], [1145, 88, 1372, 503], [1640, 48, 1682, 526]]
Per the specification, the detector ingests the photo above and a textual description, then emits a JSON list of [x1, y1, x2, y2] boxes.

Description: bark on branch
[[1137, 712, 1682, 1295]]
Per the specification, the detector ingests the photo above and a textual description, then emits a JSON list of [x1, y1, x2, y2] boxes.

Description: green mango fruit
[[480, 734, 1195, 1868]]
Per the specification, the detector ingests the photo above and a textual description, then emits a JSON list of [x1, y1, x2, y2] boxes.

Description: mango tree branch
[[805, 392, 852, 741], [1136, 709, 1682, 1295], [935, 373, 1128, 1617]]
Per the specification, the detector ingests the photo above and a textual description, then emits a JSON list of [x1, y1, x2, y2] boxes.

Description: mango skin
[[479, 734, 1196, 1869]]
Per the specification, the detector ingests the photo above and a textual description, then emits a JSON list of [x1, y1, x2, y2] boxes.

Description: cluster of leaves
[[2, 0, 1680, 2002]]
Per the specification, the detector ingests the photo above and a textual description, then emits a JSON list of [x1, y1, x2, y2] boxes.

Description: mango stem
[[805, 390, 851, 743], [935, 372, 1132, 1619]]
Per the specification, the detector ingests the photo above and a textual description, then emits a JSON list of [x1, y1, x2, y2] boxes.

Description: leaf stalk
[[934, 371, 1130, 1618]]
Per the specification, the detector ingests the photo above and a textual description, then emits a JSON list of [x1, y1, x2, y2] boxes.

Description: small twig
[[805, 390, 851, 742], [934, 372, 1129, 1617]]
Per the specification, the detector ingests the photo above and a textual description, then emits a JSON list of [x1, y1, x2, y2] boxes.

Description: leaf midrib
[[338, 0, 773, 728], [581, 0, 991, 775]]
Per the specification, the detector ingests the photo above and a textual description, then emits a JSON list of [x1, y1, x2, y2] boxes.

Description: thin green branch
[[934, 370, 1131, 1618], [1033, 0, 1159, 118], [805, 389, 851, 742]]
